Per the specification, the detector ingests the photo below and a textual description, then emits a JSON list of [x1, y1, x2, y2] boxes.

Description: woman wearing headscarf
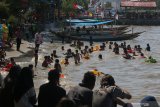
[[0, 65, 21, 107], [13, 67, 37, 107]]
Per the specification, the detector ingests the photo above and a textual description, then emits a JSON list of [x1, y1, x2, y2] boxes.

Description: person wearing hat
[[67, 71, 96, 107], [92, 74, 132, 107], [38, 69, 66, 107]]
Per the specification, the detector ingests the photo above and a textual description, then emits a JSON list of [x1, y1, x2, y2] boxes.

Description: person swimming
[[98, 54, 102, 60], [64, 58, 69, 65], [42, 56, 50, 67], [61, 46, 64, 51], [140, 53, 146, 58], [53, 50, 58, 58]]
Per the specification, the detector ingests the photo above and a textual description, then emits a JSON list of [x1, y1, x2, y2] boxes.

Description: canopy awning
[[70, 20, 113, 27]]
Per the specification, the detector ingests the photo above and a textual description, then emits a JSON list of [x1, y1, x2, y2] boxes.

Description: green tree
[[0, 1, 9, 19], [62, 0, 89, 18]]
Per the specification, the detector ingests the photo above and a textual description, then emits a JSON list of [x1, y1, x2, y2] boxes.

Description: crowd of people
[[0, 65, 159, 107], [0, 27, 159, 107]]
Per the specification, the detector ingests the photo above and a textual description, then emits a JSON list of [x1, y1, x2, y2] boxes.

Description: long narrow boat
[[52, 31, 143, 42], [68, 29, 131, 36]]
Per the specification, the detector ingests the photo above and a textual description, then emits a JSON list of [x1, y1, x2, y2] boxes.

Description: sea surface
[[16, 26, 160, 103]]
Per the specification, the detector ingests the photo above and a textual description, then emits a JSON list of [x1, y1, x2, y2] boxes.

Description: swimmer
[[98, 54, 103, 60]]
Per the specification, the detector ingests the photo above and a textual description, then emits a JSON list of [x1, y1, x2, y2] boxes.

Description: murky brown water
[[16, 26, 160, 103]]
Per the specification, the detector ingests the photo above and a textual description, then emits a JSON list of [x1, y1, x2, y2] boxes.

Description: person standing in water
[[145, 43, 151, 51], [15, 27, 22, 51], [34, 47, 38, 67], [74, 50, 81, 64], [54, 59, 62, 73], [35, 31, 43, 50]]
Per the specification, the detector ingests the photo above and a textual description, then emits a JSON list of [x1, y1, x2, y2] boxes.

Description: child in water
[[74, 50, 81, 64], [35, 48, 38, 67], [54, 59, 62, 73], [98, 54, 103, 60], [64, 58, 69, 65], [53, 50, 58, 58], [42, 56, 50, 67], [145, 43, 150, 51], [61, 46, 64, 51], [140, 53, 146, 58]]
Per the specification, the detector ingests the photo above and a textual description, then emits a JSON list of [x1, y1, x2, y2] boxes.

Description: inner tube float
[[2, 63, 13, 72], [145, 59, 157, 63], [90, 69, 103, 76], [83, 55, 90, 60], [93, 45, 100, 51], [127, 49, 134, 53]]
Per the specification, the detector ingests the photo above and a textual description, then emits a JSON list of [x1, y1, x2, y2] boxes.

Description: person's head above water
[[100, 74, 115, 88], [55, 59, 59, 63], [98, 54, 102, 59], [80, 71, 96, 90]]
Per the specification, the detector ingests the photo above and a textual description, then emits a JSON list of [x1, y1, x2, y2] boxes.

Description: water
[[16, 26, 160, 103]]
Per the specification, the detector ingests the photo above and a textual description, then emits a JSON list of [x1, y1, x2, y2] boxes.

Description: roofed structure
[[121, 0, 157, 8]]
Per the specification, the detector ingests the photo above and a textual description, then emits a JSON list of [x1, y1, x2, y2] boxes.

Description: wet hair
[[55, 59, 59, 63], [14, 67, 34, 102], [98, 54, 102, 59], [141, 53, 144, 56], [48, 69, 60, 83], [80, 72, 96, 89], [29, 64, 33, 69], [56, 97, 75, 107], [10, 57, 14, 61], [100, 74, 115, 87]]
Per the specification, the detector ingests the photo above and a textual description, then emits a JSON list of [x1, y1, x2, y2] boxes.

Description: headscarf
[[14, 67, 34, 102]]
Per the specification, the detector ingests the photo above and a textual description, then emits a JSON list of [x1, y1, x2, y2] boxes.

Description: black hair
[[80, 72, 96, 89], [100, 74, 115, 87], [48, 69, 60, 83]]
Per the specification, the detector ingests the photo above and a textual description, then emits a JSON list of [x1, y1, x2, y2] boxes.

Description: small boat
[[52, 31, 143, 42]]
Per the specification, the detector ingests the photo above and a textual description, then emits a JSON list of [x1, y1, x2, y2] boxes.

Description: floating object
[[2, 63, 13, 71], [60, 59, 65, 64], [90, 69, 103, 76], [83, 55, 90, 59], [145, 58, 157, 63], [127, 49, 134, 53], [93, 45, 100, 51], [60, 74, 65, 78]]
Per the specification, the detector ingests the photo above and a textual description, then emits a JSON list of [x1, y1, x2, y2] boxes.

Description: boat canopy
[[66, 19, 113, 27]]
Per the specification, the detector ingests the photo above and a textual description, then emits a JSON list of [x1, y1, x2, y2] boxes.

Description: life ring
[[145, 59, 157, 63], [93, 45, 100, 51]]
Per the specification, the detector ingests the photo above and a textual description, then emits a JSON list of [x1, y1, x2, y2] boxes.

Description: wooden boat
[[84, 25, 129, 31], [52, 31, 143, 42]]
